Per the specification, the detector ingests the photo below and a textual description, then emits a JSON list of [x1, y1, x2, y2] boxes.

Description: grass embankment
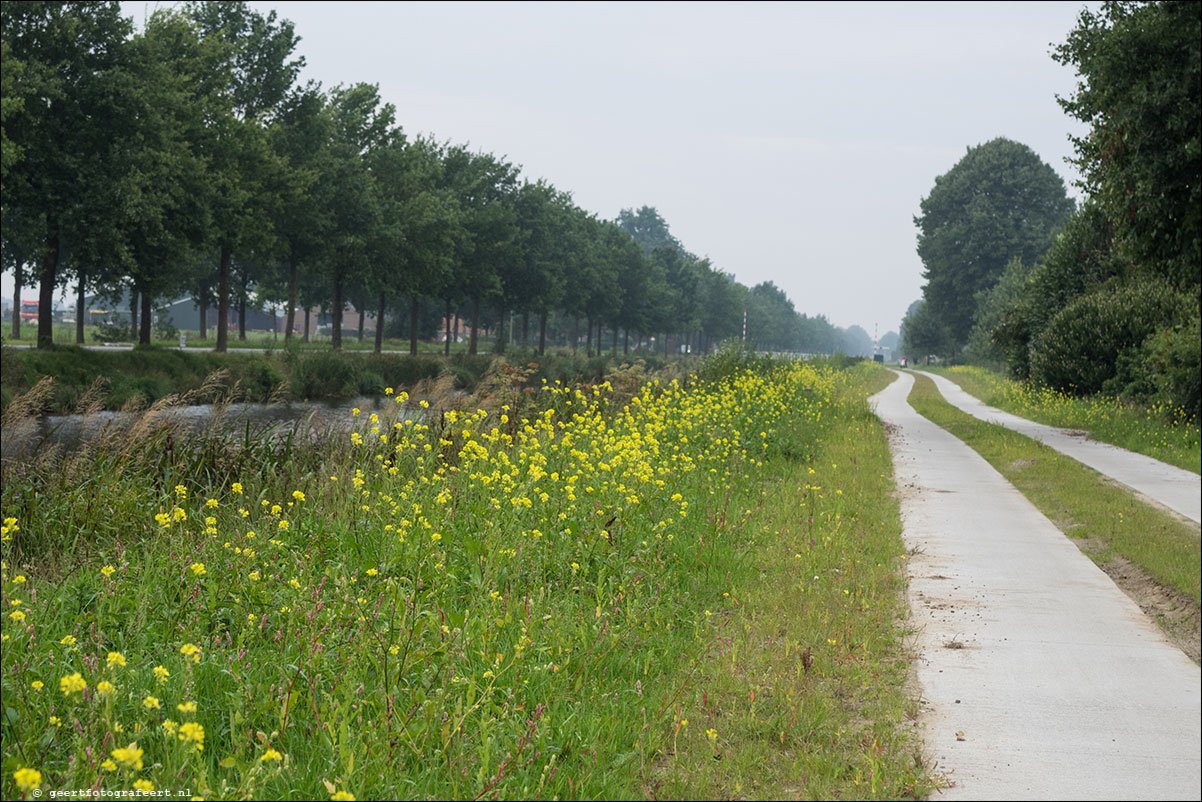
[[0, 344, 673, 414], [907, 373, 1200, 657], [1, 358, 932, 799], [924, 365, 1200, 474], [660, 368, 931, 799]]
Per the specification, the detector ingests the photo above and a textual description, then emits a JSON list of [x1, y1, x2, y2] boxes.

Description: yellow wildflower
[[96, 681, 115, 696], [143, 696, 160, 710], [59, 673, 86, 696], [178, 721, 204, 750], [260, 749, 283, 762], [177, 701, 197, 714], [153, 665, 170, 683], [134, 779, 154, 793], [100, 565, 115, 578], [13, 768, 41, 792], [107, 651, 127, 669], [111, 744, 144, 770], [180, 643, 201, 663]]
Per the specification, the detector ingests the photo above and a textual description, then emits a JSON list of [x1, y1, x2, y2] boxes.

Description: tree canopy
[[1054, 0, 1201, 289], [976, 1, 1201, 417], [914, 137, 1075, 352], [1, 2, 875, 359]]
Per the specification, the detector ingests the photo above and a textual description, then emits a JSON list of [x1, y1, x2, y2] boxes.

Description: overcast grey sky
[[12, 1, 1097, 336]]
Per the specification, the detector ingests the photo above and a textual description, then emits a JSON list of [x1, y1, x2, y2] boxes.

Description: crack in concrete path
[[871, 370, 1201, 800]]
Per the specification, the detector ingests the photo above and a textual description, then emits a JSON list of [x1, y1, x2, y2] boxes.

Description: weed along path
[[870, 370, 1202, 800], [915, 370, 1202, 523]]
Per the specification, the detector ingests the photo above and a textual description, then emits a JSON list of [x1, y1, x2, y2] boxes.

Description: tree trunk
[[612, 325, 618, 355], [130, 287, 139, 341], [37, 233, 59, 349], [409, 294, 419, 356], [11, 263, 21, 340], [285, 255, 297, 343], [303, 307, 311, 343], [468, 299, 480, 355], [238, 281, 247, 341], [331, 272, 343, 350], [571, 317, 579, 353], [453, 309, 460, 350], [216, 245, 230, 353], [197, 287, 207, 340], [521, 312, 530, 348], [376, 291, 387, 354], [538, 310, 547, 356], [624, 329, 629, 355], [586, 316, 594, 357], [75, 272, 86, 344], [139, 290, 152, 345], [495, 304, 507, 354], [370, 289, 384, 353], [444, 298, 452, 355]]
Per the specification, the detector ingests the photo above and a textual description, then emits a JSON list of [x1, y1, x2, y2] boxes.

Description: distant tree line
[[903, 1, 1199, 417], [1, 1, 873, 358]]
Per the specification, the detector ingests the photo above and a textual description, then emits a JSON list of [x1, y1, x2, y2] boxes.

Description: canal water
[[1, 396, 406, 461]]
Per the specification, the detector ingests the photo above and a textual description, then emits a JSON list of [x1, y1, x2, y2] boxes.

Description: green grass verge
[[907, 372, 1201, 606], [925, 365, 1200, 474], [659, 367, 936, 799]]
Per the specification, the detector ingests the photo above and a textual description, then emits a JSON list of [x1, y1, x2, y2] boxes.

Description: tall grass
[[0, 345, 686, 415], [928, 365, 1201, 474], [1, 357, 931, 799]]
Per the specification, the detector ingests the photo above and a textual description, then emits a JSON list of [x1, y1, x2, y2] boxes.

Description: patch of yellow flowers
[[2, 362, 840, 799]]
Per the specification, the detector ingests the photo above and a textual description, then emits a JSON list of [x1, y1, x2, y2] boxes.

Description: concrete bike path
[[871, 370, 1201, 800], [915, 370, 1201, 523]]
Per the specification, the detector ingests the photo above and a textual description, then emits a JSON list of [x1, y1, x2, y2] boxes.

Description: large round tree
[[915, 137, 1074, 349]]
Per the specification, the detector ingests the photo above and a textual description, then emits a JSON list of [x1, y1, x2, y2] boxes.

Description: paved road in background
[[872, 370, 1200, 800], [916, 370, 1201, 523]]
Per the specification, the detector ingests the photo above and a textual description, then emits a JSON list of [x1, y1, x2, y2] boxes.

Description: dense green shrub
[[1144, 314, 1202, 420], [289, 351, 359, 399], [991, 203, 1123, 379], [1028, 278, 1193, 395]]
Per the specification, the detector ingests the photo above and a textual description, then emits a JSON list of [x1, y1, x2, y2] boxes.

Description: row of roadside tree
[[1, 1, 873, 358]]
